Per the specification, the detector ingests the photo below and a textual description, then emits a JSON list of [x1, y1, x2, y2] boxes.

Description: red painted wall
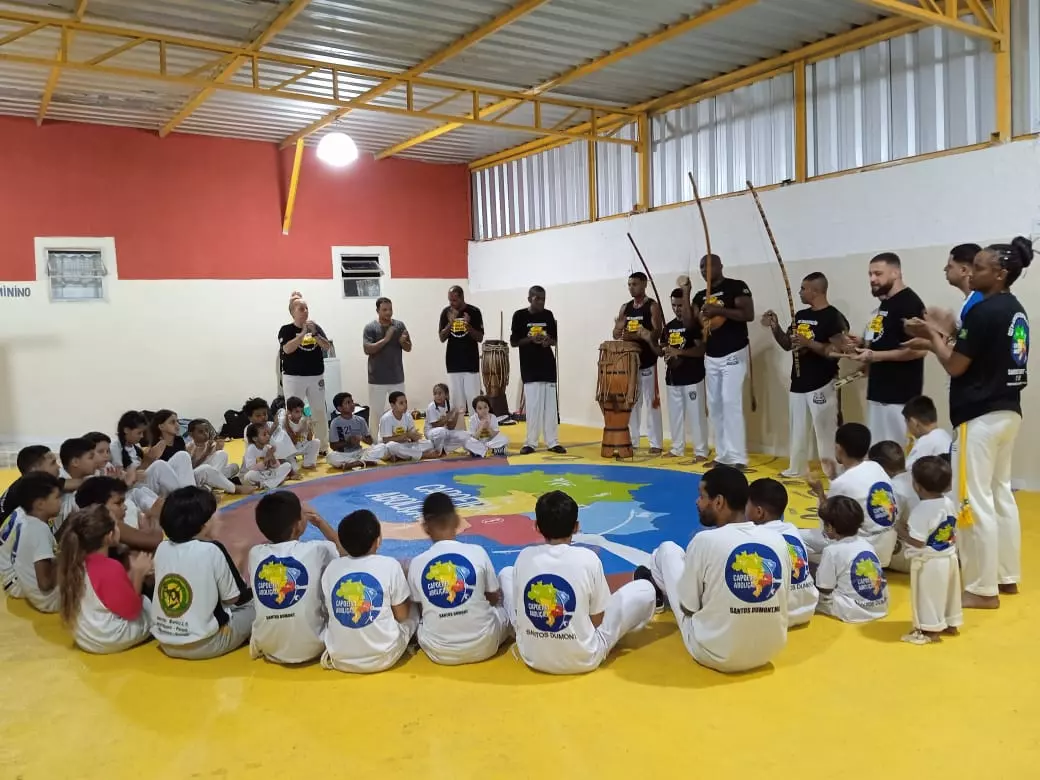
[[0, 117, 471, 281]]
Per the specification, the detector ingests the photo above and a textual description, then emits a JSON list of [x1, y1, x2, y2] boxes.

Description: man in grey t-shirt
[[363, 297, 411, 421]]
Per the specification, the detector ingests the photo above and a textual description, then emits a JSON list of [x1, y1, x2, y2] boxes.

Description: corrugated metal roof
[[0, 0, 911, 162]]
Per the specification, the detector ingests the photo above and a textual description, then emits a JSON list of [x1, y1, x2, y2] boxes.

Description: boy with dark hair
[[366, 391, 437, 463], [499, 490, 656, 675], [803, 423, 898, 566], [248, 491, 341, 665], [275, 396, 321, 473], [8, 473, 64, 612], [152, 486, 254, 659], [0, 445, 60, 527], [646, 467, 790, 673], [327, 392, 373, 470], [868, 440, 917, 573], [901, 395, 953, 468], [320, 509, 418, 673], [75, 476, 163, 552], [57, 437, 100, 530], [815, 496, 889, 623], [899, 456, 962, 645], [408, 492, 510, 665], [746, 478, 818, 627]]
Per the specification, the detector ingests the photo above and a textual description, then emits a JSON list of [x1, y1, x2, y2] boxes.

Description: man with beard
[[847, 253, 926, 445], [636, 466, 790, 673]]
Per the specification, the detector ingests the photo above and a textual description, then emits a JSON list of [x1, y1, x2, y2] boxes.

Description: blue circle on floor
[[302, 464, 703, 576]]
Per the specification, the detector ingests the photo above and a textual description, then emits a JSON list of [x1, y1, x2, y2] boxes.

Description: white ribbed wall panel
[[596, 122, 638, 219], [1012, 0, 1040, 135]]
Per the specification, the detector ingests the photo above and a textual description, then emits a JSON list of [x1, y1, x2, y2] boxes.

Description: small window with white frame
[[331, 245, 389, 299], [35, 237, 117, 302]]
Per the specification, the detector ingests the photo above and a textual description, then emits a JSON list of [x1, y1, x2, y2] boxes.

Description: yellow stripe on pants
[[957, 423, 975, 527]]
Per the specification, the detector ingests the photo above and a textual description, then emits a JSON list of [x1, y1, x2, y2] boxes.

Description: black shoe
[[519, 446, 536, 455], [634, 565, 664, 613], [548, 445, 567, 454]]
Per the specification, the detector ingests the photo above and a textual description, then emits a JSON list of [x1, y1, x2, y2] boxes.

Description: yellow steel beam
[[993, 0, 1011, 140], [282, 139, 305, 235], [37, 0, 88, 125], [587, 139, 598, 222], [374, 0, 759, 160], [794, 60, 807, 182], [636, 113, 651, 212], [160, 0, 312, 137], [856, 0, 1001, 41], [280, 0, 551, 149], [469, 15, 921, 170]]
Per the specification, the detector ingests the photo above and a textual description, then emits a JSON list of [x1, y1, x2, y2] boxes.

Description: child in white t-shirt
[[0, 446, 62, 589], [57, 437, 100, 531], [244, 397, 299, 472], [899, 456, 962, 645], [500, 490, 656, 675], [814, 496, 889, 623], [75, 476, 163, 552], [868, 440, 918, 572], [7, 473, 64, 613], [275, 397, 321, 473], [804, 423, 897, 566], [242, 424, 294, 490], [327, 392, 374, 470], [746, 478, 818, 627], [646, 466, 790, 673], [408, 491, 511, 665], [248, 491, 342, 665], [466, 395, 509, 458], [321, 509, 418, 674], [425, 383, 471, 455], [185, 419, 245, 484], [152, 486, 255, 659], [85, 432, 160, 529], [116, 410, 195, 498], [902, 396, 953, 468], [55, 505, 153, 654], [365, 392, 438, 464]]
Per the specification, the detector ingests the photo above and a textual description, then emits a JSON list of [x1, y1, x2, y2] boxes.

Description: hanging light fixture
[[316, 132, 359, 167]]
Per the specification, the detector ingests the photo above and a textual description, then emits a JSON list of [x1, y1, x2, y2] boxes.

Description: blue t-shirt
[[329, 415, 369, 451], [959, 291, 983, 325]]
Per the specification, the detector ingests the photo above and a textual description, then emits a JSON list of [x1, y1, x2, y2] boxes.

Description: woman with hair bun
[[905, 237, 1032, 610]]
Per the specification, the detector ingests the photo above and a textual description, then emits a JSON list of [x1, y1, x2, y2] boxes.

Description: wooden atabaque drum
[[595, 340, 640, 459]]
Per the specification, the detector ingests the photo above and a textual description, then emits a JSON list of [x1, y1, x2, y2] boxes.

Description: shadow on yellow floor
[[1, 423, 1038, 777]]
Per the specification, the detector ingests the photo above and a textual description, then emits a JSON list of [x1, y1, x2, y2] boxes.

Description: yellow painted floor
[[1, 423, 1038, 778]]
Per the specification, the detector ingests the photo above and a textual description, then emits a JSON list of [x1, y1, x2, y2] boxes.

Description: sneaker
[[633, 565, 664, 614], [901, 629, 940, 645], [519, 446, 536, 455], [548, 445, 567, 454]]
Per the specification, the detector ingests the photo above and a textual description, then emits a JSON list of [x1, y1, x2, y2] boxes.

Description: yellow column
[[587, 139, 599, 222], [281, 139, 305, 235], [993, 0, 1011, 141], [794, 60, 808, 181], [636, 113, 651, 212]]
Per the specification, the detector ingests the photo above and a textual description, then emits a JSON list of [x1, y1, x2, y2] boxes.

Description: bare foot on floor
[[662, 452, 679, 459], [942, 626, 960, 636], [999, 583, 1020, 595], [962, 592, 1000, 609]]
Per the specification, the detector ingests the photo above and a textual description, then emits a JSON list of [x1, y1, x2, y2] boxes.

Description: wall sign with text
[[0, 285, 32, 298]]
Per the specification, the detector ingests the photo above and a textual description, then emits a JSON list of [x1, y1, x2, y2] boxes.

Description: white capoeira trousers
[[448, 372, 482, 415], [145, 451, 236, 495], [499, 566, 655, 673], [202, 450, 240, 480], [364, 439, 434, 463], [368, 383, 405, 421], [243, 462, 294, 490], [628, 367, 663, 451], [867, 401, 907, 448], [282, 374, 329, 451], [952, 410, 1022, 598], [465, 433, 509, 458], [426, 426, 472, 454], [666, 382, 708, 457], [910, 553, 963, 632], [787, 381, 838, 475], [704, 350, 748, 466], [524, 382, 560, 449]]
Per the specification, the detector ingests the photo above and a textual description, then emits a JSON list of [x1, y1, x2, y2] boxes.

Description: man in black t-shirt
[[847, 253, 926, 446], [689, 255, 755, 469], [510, 285, 566, 455], [761, 272, 849, 478], [612, 272, 665, 454], [658, 288, 708, 460], [438, 285, 484, 416]]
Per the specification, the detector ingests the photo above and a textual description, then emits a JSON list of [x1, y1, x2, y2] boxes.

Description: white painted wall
[[468, 140, 1040, 487], [0, 276, 465, 446]]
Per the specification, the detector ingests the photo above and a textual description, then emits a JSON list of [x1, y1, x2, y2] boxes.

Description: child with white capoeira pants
[[644, 466, 790, 673], [242, 424, 294, 490], [898, 456, 963, 645], [814, 496, 889, 623], [116, 411, 194, 499], [499, 491, 656, 675], [273, 397, 320, 473], [465, 395, 509, 458], [185, 419, 244, 482], [424, 383, 471, 455], [364, 392, 437, 464], [326, 392, 374, 469], [150, 410, 245, 495]]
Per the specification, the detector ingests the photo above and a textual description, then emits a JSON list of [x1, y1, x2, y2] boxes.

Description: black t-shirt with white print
[[662, 317, 706, 387], [439, 304, 484, 373], [864, 286, 926, 405], [790, 305, 848, 393], [510, 307, 558, 384], [692, 278, 752, 358], [950, 292, 1029, 427]]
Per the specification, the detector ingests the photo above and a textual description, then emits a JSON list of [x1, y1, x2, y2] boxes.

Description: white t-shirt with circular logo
[[152, 539, 244, 646], [828, 460, 898, 565], [762, 519, 819, 626], [816, 536, 889, 623]]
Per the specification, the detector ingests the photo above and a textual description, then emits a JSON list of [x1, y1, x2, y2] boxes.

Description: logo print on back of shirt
[[158, 573, 193, 618], [422, 553, 476, 609], [1010, 313, 1029, 367], [725, 543, 783, 603], [254, 555, 309, 610], [331, 572, 383, 628], [782, 534, 810, 586], [866, 483, 897, 527], [850, 551, 886, 602], [927, 516, 957, 552], [523, 574, 576, 632]]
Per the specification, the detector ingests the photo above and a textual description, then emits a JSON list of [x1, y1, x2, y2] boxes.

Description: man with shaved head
[[438, 285, 484, 417]]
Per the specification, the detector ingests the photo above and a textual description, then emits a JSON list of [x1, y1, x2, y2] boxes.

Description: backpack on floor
[[220, 408, 248, 439]]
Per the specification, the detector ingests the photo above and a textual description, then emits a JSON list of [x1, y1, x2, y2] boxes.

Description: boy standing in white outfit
[[408, 492, 511, 665], [248, 492, 343, 665], [321, 509, 418, 674], [803, 423, 898, 566], [660, 287, 708, 460], [645, 466, 790, 673], [902, 396, 953, 468], [365, 392, 437, 463], [500, 490, 656, 675], [814, 496, 889, 623], [7, 473, 64, 613], [746, 478, 818, 627], [898, 456, 963, 645]]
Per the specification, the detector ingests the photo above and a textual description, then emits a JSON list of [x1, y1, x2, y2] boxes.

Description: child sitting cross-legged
[[57, 437, 100, 531], [466, 395, 509, 458], [365, 392, 438, 464], [814, 495, 889, 624], [242, 423, 295, 491], [185, 419, 246, 486], [275, 397, 321, 473], [326, 393, 373, 470], [7, 473, 64, 613]]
